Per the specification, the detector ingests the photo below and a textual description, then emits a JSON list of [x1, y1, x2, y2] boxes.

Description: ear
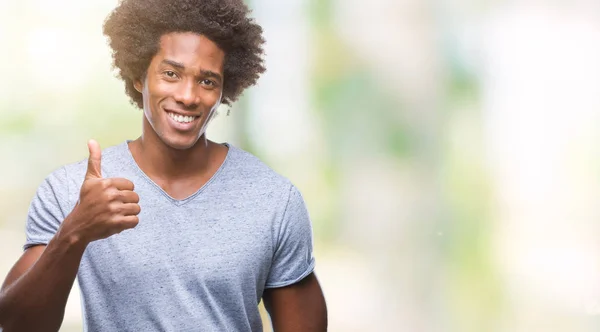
[[133, 79, 143, 93]]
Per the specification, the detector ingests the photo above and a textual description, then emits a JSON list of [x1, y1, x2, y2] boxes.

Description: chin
[[161, 134, 201, 150]]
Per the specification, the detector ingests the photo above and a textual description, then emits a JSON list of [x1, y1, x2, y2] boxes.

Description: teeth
[[169, 112, 195, 123]]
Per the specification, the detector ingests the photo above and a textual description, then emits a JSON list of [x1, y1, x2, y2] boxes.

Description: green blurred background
[[2, 0, 600, 331]]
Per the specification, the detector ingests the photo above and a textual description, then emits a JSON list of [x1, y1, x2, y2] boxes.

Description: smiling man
[[0, 0, 327, 331]]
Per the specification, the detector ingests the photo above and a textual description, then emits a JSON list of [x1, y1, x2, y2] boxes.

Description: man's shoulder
[[226, 145, 293, 190]]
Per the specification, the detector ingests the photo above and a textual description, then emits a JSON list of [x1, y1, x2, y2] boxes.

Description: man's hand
[[59, 139, 140, 245], [0, 139, 140, 331]]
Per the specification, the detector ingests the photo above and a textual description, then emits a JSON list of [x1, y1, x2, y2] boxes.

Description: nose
[[173, 79, 198, 109]]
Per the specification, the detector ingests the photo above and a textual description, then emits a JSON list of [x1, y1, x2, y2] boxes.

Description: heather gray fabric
[[24, 141, 315, 332]]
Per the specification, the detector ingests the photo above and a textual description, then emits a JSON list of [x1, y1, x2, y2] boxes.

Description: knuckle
[[100, 179, 112, 190], [108, 202, 122, 214], [105, 190, 119, 202]]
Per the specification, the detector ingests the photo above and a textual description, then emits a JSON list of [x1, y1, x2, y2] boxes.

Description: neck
[[129, 117, 215, 180]]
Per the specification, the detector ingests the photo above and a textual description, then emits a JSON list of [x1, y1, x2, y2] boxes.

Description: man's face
[[135, 32, 225, 150]]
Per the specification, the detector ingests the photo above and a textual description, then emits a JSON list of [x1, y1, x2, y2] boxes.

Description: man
[[0, 0, 327, 331]]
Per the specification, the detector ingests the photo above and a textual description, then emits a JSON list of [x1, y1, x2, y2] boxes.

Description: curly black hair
[[103, 0, 265, 108]]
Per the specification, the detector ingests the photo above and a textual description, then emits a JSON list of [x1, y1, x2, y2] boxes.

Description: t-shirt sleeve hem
[[264, 259, 316, 289], [23, 240, 51, 251]]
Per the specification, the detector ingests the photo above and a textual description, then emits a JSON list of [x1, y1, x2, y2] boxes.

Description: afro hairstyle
[[103, 0, 266, 108]]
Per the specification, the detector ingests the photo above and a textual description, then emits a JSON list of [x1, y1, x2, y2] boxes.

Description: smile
[[167, 112, 198, 124]]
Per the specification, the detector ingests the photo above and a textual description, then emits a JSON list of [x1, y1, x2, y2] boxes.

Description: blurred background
[[1, 0, 600, 331]]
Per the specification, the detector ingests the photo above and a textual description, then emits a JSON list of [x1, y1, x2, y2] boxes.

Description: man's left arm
[[263, 185, 327, 331], [263, 272, 327, 332]]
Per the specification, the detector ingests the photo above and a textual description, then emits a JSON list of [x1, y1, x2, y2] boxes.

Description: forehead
[[154, 32, 225, 73]]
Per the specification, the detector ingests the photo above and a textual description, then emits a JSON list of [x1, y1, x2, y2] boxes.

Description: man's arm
[[0, 237, 86, 332], [0, 140, 140, 332], [263, 273, 327, 332]]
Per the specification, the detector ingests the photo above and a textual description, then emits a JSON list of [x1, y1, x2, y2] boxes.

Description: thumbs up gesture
[[61, 140, 140, 245]]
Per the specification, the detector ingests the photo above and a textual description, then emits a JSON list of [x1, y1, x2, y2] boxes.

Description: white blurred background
[[1, 0, 600, 331]]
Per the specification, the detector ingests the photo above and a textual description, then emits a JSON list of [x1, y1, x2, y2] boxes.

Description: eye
[[199, 79, 215, 86], [163, 71, 178, 79]]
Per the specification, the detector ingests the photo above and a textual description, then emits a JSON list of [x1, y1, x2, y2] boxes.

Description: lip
[[163, 107, 200, 118], [163, 107, 201, 132]]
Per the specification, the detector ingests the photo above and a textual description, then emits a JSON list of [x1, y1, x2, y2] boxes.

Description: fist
[[63, 139, 140, 244]]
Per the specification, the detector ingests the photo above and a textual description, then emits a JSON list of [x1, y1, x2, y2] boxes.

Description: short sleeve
[[24, 166, 70, 250], [265, 185, 316, 288]]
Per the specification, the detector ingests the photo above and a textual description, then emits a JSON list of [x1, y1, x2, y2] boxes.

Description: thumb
[[85, 139, 102, 179]]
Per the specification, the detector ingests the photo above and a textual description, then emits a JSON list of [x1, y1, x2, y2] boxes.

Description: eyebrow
[[160, 59, 223, 83]]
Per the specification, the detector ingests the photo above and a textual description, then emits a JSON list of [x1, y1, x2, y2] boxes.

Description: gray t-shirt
[[24, 141, 315, 332]]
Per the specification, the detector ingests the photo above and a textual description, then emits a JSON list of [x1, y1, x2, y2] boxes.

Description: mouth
[[163, 108, 202, 131], [166, 110, 200, 124]]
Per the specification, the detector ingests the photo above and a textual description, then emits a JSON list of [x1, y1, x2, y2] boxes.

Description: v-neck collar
[[120, 140, 232, 206]]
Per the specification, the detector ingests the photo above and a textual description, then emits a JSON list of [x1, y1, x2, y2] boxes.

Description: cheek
[[144, 81, 172, 116], [148, 80, 172, 102], [196, 91, 221, 114], [207, 89, 223, 110], [141, 93, 153, 120]]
